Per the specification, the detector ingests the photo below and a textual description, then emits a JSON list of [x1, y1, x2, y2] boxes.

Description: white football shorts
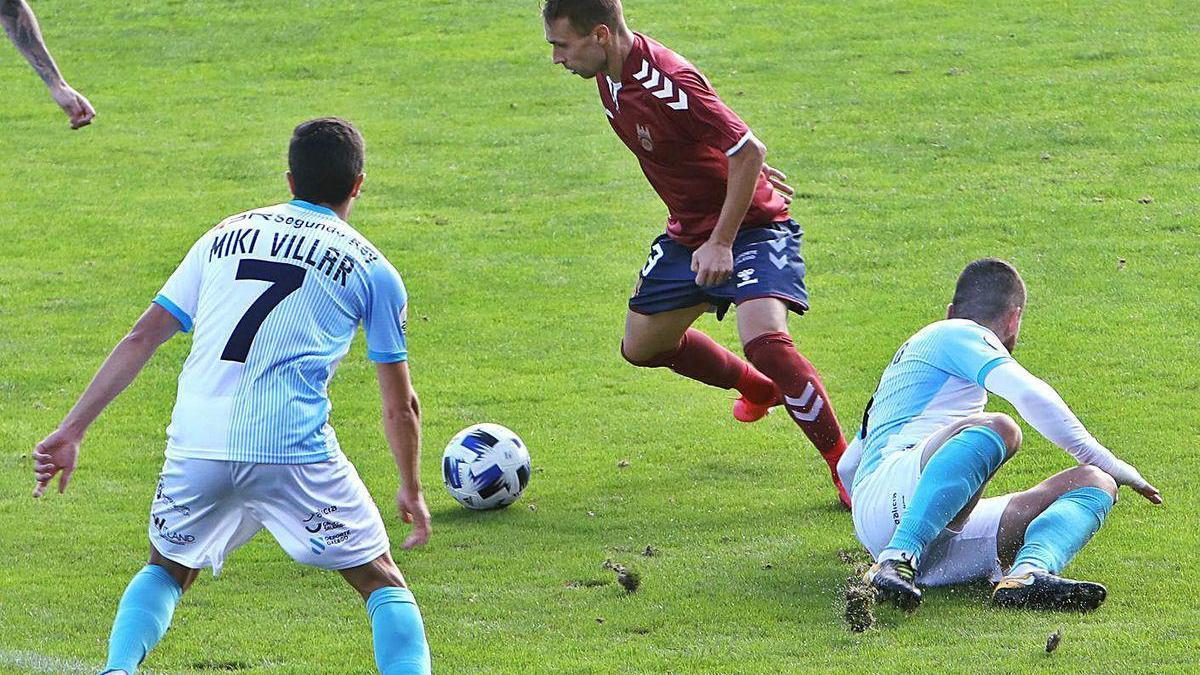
[[147, 454, 391, 575], [851, 432, 1014, 587]]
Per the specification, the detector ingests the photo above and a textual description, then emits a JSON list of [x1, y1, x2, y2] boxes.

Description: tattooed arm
[[1, 0, 94, 128]]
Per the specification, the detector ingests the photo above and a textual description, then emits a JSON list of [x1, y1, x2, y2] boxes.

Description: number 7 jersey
[[153, 200, 408, 464]]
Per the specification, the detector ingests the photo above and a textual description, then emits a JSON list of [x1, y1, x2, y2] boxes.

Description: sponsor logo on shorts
[[154, 479, 191, 517], [301, 505, 348, 536], [159, 530, 196, 546], [153, 516, 195, 546], [890, 492, 907, 525], [303, 505, 338, 522], [308, 527, 352, 555], [734, 250, 758, 265], [305, 520, 347, 534], [736, 268, 758, 288]]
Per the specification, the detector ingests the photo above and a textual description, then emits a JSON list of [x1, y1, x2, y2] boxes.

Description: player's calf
[[995, 481, 1115, 608], [621, 329, 778, 405], [742, 329, 851, 506], [342, 553, 431, 675], [101, 563, 185, 675]]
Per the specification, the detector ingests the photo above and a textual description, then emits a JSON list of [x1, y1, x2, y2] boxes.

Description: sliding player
[[32, 118, 431, 673], [2, 1, 94, 128], [543, 0, 850, 506], [841, 258, 1161, 612]]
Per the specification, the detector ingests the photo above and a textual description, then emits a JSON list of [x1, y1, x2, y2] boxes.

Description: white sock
[[878, 548, 916, 565], [1008, 562, 1045, 577]]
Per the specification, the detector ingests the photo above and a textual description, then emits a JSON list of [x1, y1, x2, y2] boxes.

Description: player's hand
[[691, 240, 734, 287], [762, 164, 794, 205], [1132, 480, 1163, 505], [49, 83, 95, 129], [32, 427, 81, 498], [396, 484, 431, 549]]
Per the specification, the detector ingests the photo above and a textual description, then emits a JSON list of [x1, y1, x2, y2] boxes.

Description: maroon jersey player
[[544, 0, 851, 507]]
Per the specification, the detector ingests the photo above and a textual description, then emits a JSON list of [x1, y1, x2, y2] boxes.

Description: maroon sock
[[623, 329, 773, 399], [744, 331, 848, 462]]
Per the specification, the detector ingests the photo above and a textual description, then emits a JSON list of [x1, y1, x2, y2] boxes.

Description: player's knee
[[620, 339, 672, 368], [982, 413, 1022, 458], [344, 554, 408, 600], [1067, 464, 1118, 500], [148, 548, 199, 592]]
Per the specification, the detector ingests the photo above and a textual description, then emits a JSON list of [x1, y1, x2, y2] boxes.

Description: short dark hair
[[951, 258, 1027, 323], [288, 117, 365, 205], [542, 0, 623, 35]]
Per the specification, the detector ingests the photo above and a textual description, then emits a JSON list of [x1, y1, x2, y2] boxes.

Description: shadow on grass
[[431, 503, 528, 526]]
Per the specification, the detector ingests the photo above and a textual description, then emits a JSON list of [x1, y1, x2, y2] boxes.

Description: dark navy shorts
[[629, 219, 809, 319]]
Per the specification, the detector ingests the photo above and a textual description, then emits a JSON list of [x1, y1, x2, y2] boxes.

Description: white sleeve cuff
[[725, 131, 755, 156]]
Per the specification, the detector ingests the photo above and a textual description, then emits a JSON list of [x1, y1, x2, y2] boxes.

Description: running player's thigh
[[622, 304, 709, 361], [735, 297, 789, 345]]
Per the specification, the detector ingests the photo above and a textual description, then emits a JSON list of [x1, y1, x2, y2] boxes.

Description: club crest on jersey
[[636, 124, 654, 152]]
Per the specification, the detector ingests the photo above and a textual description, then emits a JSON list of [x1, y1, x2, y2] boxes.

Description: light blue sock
[[367, 587, 431, 675], [1011, 486, 1114, 575], [881, 426, 1008, 564], [102, 565, 182, 674]]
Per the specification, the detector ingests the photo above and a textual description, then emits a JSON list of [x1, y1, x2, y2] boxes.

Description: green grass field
[[2, 0, 1198, 672]]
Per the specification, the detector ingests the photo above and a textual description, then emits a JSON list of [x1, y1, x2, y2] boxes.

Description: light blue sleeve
[[363, 259, 408, 363], [932, 322, 1013, 386], [153, 236, 206, 333]]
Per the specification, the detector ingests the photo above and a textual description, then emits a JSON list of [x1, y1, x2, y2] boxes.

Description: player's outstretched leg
[[738, 300, 851, 507], [342, 553, 431, 675], [992, 466, 1117, 612], [100, 552, 196, 675], [867, 415, 1019, 610], [623, 307, 778, 411]]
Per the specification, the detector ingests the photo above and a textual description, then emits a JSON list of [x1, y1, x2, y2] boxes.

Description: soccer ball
[[441, 423, 532, 510]]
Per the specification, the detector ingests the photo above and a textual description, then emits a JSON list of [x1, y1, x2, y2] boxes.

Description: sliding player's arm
[[376, 360, 430, 549], [1, 0, 95, 128], [983, 360, 1162, 504], [32, 304, 181, 497]]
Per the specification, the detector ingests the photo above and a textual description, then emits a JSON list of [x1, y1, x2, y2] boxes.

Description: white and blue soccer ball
[[441, 423, 531, 510]]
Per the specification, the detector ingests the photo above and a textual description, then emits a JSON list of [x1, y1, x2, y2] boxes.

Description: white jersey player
[[32, 118, 433, 674], [839, 258, 1160, 613]]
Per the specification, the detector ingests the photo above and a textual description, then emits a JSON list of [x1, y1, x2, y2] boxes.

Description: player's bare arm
[[376, 360, 431, 549], [691, 136, 767, 287], [1, 0, 94, 128], [31, 303, 180, 497]]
